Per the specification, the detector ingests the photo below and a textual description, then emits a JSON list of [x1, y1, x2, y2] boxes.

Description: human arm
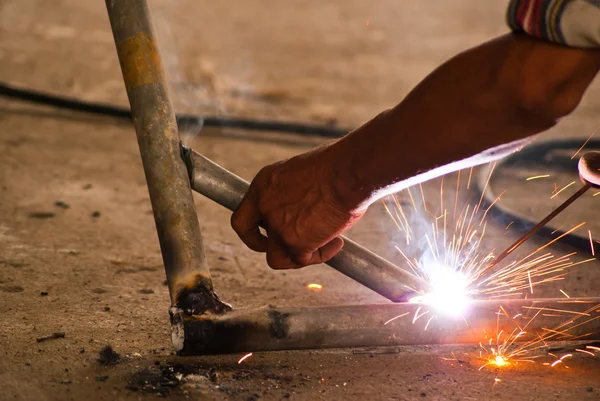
[[231, 32, 600, 270], [331, 33, 600, 211]]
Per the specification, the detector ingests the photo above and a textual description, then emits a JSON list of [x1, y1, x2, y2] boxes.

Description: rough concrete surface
[[0, 0, 598, 400]]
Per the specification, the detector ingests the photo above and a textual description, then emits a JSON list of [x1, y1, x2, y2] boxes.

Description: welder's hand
[[231, 145, 365, 269]]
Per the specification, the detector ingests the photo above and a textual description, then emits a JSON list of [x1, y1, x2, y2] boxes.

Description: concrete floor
[[0, 1, 598, 400]]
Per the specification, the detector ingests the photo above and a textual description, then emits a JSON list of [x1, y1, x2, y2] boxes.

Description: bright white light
[[409, 264, 470, 317]]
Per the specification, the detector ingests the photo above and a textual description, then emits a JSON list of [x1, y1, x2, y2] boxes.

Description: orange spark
[[424, 315, 435, 331], [440, 176, 444, 218], [480, 189, 506, 226], [478, 303, 600, 371], [419, 183, 427, 213], [307, 283, 322, 290], [467, 167, 473, 190], [576, 349, 596, 356], [454, 170, 461, 219], [550, 181, 576, 199], [526, 175, 550, 181], [550, 354, 572, 368], [532, 222, 585, 254], [571, 124, 600, 160], [589, 230, 595, 256], [476, 162, 496, 214], [384, 312, 409, 326], [238, 353, 253, 364], [412, 307, 428, 324]]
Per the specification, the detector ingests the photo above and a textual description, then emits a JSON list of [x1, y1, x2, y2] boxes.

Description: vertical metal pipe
[[105, 0, 229, 315]]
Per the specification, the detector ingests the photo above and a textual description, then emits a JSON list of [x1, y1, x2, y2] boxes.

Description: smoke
[[148, 0, 269, 147], [149, 5, 205, 145]]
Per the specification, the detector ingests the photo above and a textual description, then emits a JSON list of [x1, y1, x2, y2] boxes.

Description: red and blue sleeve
[[507, 0, 600, 48]]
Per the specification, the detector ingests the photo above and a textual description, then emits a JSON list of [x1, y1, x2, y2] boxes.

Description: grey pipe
[[172, 297, 600, 355], [105, 0, 229, 315], [183, 147, 431, 301]]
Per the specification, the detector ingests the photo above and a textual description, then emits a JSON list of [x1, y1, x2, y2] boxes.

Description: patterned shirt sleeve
[[507, 0, 600, 48]]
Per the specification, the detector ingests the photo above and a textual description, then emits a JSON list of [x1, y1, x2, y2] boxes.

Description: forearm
[[330, 33, 600, 211]]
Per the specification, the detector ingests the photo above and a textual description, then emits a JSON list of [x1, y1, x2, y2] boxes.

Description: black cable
[[0, 81, 349, 138], [1, 80, 597, 250]]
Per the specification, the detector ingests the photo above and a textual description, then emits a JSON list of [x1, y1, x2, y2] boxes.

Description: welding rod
[[182, 147, 429, 301], [479, 151, 600, 277], [171, 297, 600, 355]]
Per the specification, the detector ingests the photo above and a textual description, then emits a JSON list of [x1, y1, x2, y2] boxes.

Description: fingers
[[232, 190, 345, 269], [231, 160, 349, 270], [266, 235, 301, 270], [231, 193, 268, 253], [266, 236, 345, 270]]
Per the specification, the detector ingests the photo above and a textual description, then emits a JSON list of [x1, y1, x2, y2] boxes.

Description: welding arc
[[0, 81, 347, 138]]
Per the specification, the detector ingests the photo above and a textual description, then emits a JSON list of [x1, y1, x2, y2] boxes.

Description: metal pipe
[[105, 0, 229, 315], [182, 148, 429, 302], [172, 297, 600, 355]]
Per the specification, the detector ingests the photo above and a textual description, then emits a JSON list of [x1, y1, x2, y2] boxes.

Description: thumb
[[319, 237, 344, 262], [291, 237, 344, 266]]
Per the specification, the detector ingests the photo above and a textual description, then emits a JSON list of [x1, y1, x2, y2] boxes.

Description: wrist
[[325, 111, 393, 213], [326, 152, 371, 216]]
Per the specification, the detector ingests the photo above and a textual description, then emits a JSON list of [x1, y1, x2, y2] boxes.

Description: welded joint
[[175, 273, 232, 316]]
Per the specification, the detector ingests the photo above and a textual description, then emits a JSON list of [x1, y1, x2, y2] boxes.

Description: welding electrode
[[478, 150, 600, 278]]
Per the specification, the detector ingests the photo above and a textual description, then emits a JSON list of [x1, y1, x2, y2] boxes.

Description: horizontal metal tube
[[183, 148, 429, 302], [172, 298, 600, 355]]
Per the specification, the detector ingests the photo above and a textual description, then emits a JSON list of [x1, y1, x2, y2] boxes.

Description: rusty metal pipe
[[105, 0, 229, 315], [182, 147, 429, 302], [172, 298, 600, 355]]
